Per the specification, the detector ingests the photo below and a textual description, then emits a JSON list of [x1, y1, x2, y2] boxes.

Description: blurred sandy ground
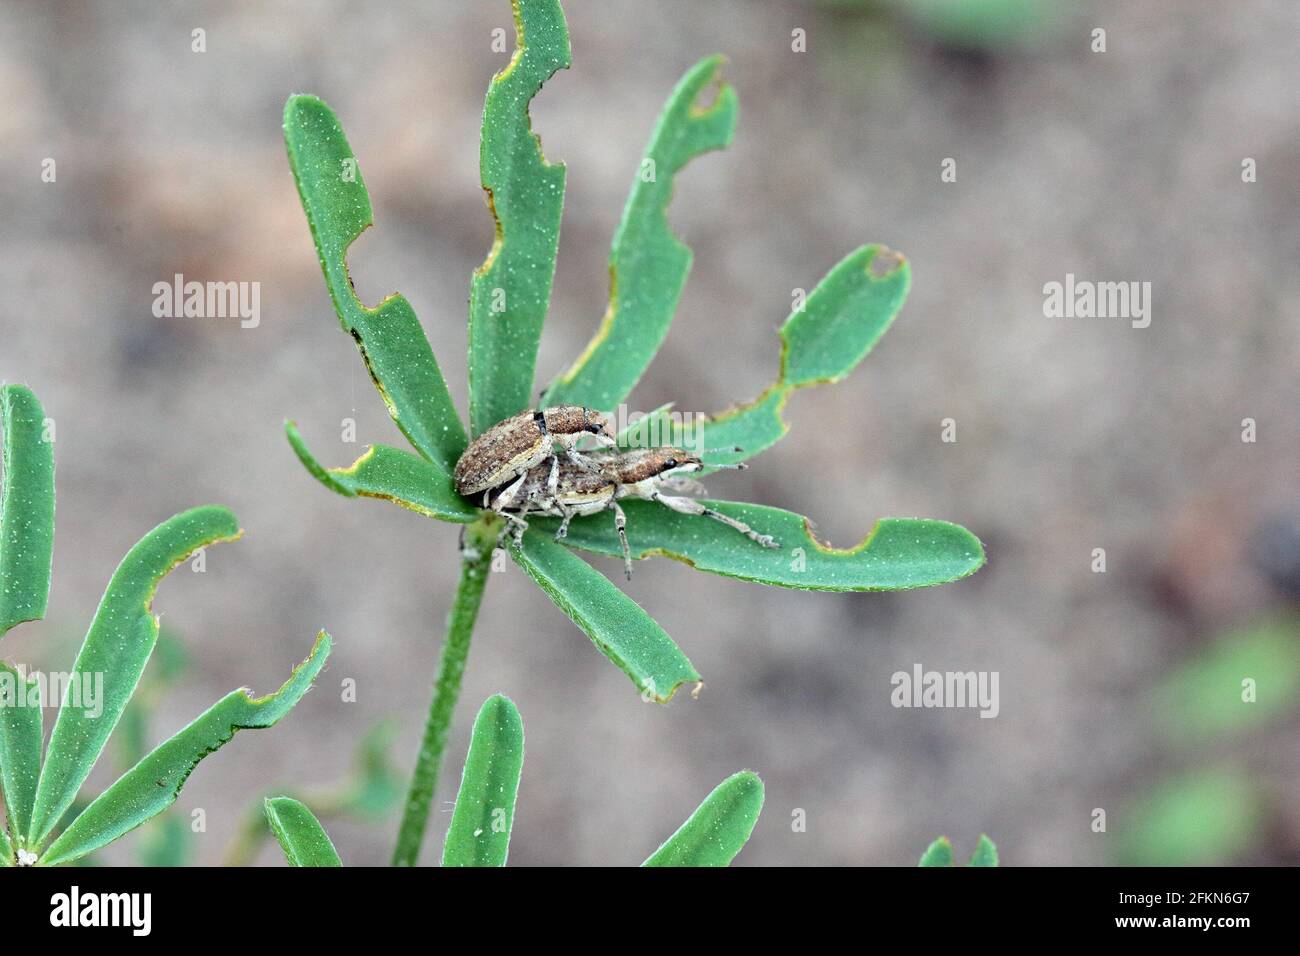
[[0, 0, 1297, 866]]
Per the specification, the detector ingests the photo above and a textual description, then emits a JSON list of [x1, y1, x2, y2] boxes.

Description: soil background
[[1, 0, 1297, 865]]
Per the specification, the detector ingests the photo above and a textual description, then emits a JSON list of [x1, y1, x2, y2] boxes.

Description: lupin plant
[[283, 0, 984, 866], [0, 384, 329, 866], [265, 694, 764, 867]]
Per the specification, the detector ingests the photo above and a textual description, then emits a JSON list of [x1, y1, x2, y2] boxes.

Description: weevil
[[489, 446, 779, 579], [453, 405, 616, 500]]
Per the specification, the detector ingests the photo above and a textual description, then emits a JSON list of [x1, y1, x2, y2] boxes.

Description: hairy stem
[[391, 516, 497, 866]]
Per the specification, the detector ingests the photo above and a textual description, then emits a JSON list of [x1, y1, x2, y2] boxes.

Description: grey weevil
[[489, 446, 779, 579], [453, 405, 616, 502]]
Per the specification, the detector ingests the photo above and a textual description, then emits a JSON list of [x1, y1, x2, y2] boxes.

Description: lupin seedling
[[282, 0, 985, 866]]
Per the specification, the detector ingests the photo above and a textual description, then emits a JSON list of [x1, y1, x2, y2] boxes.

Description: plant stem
[[391, 516, 497, 866]]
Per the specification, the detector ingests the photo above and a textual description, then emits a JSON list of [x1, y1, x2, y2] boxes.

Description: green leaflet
[[442, 694, 525, 867], [537, 502, 985, 591], [642, 771, 763, 866], [40, 632, 331, 867], [286, 422, 477, 523], [283, 94, 467, 472], [545, 56, 739, 411], [27, 506, 242, 848], [511, 532, 700, 702], [0, 664, 42, 844], [969, 833, 999, 867], [467, 0, 570, 436], [0, 814, 11, 864], [0, 385, 55, 639], [919, 834, 999, 866], [638, 246, 911, 467], [918, 836, 956, 867], [265, 796, 343, 868], [781, 245, 910, 386]]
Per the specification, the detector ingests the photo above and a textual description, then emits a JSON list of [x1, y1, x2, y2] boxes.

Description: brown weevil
[[488, 445, 779, 579], [453, 405, 616, 500]]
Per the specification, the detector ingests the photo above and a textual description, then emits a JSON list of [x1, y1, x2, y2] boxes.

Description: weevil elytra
[[453, 405, 616, 498], [488, 446, 779, 579]]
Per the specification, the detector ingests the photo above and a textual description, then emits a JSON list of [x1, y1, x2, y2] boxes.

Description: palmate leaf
[[468, 0, 570, 437], [537, 503, 984, 591], [286, 422, 476, 523], [642, 771, 763, 867], [0, 384, 55, 639], [26, 506, 242, 848], [442, 694, 524, 867], [40, 632, 331, 867], [545, 56, 739, 411], [634, 245, 911, 467], [511, 532, 700, 702], [283, 94, 467, 473], [265, 796, 342, 868], [0, 664, 42, 845]]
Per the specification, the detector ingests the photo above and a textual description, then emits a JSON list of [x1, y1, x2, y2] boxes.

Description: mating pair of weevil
[[453, 405, 780, 579]]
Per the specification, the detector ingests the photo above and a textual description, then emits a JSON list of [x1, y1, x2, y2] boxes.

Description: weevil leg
[[561, 445, 604, 475], [489, 510, 528, 550], [546, 455, 559, 498], [488, 473, 532, 547], [491, 471, 529, 511], [554, 503, 575, 541], [652, 493, 780, 549], [558, 431, 618, 474], [611, 500, 633, 580], [501, 510, 528, 545]]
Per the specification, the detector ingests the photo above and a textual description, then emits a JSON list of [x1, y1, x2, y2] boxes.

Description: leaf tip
[[865, 244, 908, 280], [283, 92, 329, 126]]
